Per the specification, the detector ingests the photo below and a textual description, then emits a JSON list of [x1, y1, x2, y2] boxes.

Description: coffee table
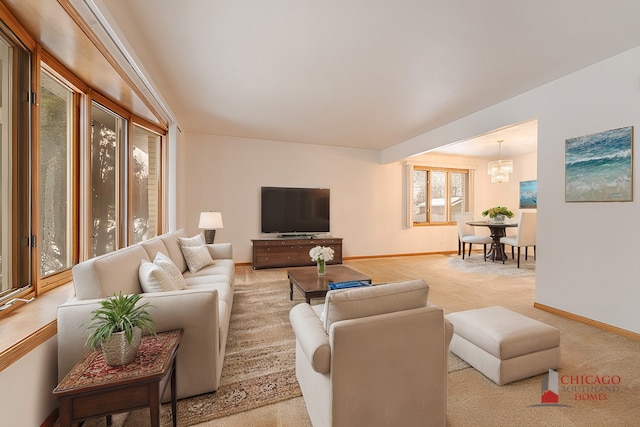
[[288, 264, 372, 303]]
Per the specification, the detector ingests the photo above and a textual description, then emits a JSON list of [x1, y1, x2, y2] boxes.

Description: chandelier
[[487, 140, 513, 183]]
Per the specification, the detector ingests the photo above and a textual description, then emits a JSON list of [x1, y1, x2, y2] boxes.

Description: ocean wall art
[[519, 180, 537, 209], [565, 126, 633, 202]]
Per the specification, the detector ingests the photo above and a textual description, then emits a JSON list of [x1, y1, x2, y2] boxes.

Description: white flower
[[309, 245, 334, 262]]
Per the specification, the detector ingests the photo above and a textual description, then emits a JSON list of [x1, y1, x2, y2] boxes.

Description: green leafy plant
[[84, 292, 156, 350], [481, 206, 514, 218]]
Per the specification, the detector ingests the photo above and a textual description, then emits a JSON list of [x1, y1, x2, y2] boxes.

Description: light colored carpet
[[61, 255, 640, 426], [69, 273, 303, 426]]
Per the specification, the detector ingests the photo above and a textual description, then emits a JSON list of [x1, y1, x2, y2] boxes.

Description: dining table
[[467, 221, 518, 262]]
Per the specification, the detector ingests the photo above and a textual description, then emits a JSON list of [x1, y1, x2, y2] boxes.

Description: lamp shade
[[199, 212, 224, 229]]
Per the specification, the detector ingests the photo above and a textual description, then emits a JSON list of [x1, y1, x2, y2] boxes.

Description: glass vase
[[490, 214, 506, 224], [317, 259, 326, 276]]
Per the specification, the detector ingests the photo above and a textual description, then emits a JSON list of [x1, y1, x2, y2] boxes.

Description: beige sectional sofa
[[56, 230, 234, 400]]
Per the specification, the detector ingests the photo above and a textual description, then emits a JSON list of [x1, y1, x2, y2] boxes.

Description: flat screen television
[[261, 187, 330, 236]]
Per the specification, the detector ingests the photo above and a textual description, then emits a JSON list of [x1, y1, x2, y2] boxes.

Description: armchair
[[289, 279, 452, 427]]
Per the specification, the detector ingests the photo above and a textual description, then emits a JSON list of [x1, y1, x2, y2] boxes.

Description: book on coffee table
[[328, 281, 372, 290]]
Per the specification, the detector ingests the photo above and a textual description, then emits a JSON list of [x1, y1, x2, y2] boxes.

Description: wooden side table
[[53, 329, 183, 427]]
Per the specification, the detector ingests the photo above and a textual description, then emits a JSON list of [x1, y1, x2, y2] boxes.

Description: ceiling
[[9, 1, 640, 157]]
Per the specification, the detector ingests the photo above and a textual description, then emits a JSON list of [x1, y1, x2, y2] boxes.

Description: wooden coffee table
[[288, 264, 372, 303], [53, 329, 183, 427]]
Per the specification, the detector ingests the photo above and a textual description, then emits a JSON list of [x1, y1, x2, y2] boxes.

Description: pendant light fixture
[[487, 140, 513, 183]]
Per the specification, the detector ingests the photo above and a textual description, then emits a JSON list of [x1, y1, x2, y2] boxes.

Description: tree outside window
[[412, 166, 469, 225]]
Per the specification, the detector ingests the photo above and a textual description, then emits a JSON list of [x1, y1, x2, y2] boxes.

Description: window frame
[[129, 118, 165, 245], [411, 165, 470, 226]]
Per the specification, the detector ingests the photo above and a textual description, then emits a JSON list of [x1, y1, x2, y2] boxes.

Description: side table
[[53, 329, 183, 427]]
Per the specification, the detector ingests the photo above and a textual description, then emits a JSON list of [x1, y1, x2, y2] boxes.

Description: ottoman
[[446, 306, 560, 385]]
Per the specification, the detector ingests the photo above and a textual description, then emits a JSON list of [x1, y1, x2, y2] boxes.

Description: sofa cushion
[[90, 245, 150, 298], [181, 245, 215, 273], [322, 279, 429, 332], [188, 281, 233, 306], [139, 260, 179, 293], [158, 230, 189, 273], [140, 238, 168, 262], [154, 252, 188, 290]]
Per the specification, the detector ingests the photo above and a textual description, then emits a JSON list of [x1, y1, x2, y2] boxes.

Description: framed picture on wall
[[565, 126, 633, 202], [519, 180, 537, 209]]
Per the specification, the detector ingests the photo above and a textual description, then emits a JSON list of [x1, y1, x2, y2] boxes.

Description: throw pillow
[[154, 252, 188, 290], [178, 233, 205, 247], [138, 260, 179, 293], [181, 245, 215, 273]]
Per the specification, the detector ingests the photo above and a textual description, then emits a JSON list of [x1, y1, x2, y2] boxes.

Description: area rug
[[72, 278, 301, 427], [69, 275, 470, 426], [448, 252, 535, 276]]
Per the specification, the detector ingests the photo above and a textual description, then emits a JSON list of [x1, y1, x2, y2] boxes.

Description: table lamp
[[199, 211, 224, 244]]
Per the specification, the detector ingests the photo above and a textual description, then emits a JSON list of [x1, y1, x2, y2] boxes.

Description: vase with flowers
[[309, 246, 334, 276], [481, 206, 514, 224]]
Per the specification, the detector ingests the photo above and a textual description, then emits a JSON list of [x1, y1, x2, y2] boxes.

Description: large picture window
[[412, 166, 469, 225], [131, 125, 161, 244], [91, 103, 127, 257], [39, 70, 75, 278], [0, 23, 31, 299]]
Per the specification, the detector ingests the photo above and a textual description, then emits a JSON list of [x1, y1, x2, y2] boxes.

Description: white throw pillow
[[139, 260, 179, 292], [181, 245, 215, 273], [178, 233, 205, 247], [154, 252, 188, 290]]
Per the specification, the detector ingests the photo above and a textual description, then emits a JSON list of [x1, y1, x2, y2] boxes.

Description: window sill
[[0, 283, 74, 372]]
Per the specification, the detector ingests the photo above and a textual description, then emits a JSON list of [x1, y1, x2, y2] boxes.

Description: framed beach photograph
[[565, 126, 633, 202], [519, 180, 537, 209]]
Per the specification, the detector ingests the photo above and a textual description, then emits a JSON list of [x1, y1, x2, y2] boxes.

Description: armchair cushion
[[321, 279, 429, 332]]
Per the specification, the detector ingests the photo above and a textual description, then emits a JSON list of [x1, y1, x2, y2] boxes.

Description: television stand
[[251, 237, 343, 269]]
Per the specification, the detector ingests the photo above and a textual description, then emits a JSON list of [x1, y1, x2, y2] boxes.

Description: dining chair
[[500, 212, 536, 267], [456, 213, 492, 260]]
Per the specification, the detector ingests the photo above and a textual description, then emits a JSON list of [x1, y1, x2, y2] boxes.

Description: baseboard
[[344, 251, 457, 261], [534, 302, 640, 342]]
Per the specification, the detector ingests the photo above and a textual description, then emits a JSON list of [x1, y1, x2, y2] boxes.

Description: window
[[131, 124, 161, 244], [0, 10, 168, 310], [411, 166, 469, 225], [39, 70, 75, 278], [0, 23, 31, 299], [90, 103, 127, 257]]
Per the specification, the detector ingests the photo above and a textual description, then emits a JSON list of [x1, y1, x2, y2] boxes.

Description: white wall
[[181, 47, 640, 334], [0, 337, 58, 426], [180, 134, 536, 263], [384, 46, 640, 334]]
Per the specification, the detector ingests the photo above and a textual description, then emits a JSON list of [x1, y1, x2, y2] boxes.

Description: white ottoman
[[446, 306, 560, 385]]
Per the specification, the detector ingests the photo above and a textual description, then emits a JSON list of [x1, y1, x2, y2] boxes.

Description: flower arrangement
[[309, 246, 334, 276], [481, 206, 514, 218], [309, 246, 334, 262]]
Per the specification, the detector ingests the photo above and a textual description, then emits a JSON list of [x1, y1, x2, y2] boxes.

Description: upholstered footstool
[[446, 306, 560, 385]]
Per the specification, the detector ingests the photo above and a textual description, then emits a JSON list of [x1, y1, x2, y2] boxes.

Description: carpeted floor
[[71, 273, 304, 426], [65, 254, 640, 426]]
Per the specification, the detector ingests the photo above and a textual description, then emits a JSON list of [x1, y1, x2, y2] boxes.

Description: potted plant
[[481, 206, 514, 224], [85, 292, 156, 366]]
